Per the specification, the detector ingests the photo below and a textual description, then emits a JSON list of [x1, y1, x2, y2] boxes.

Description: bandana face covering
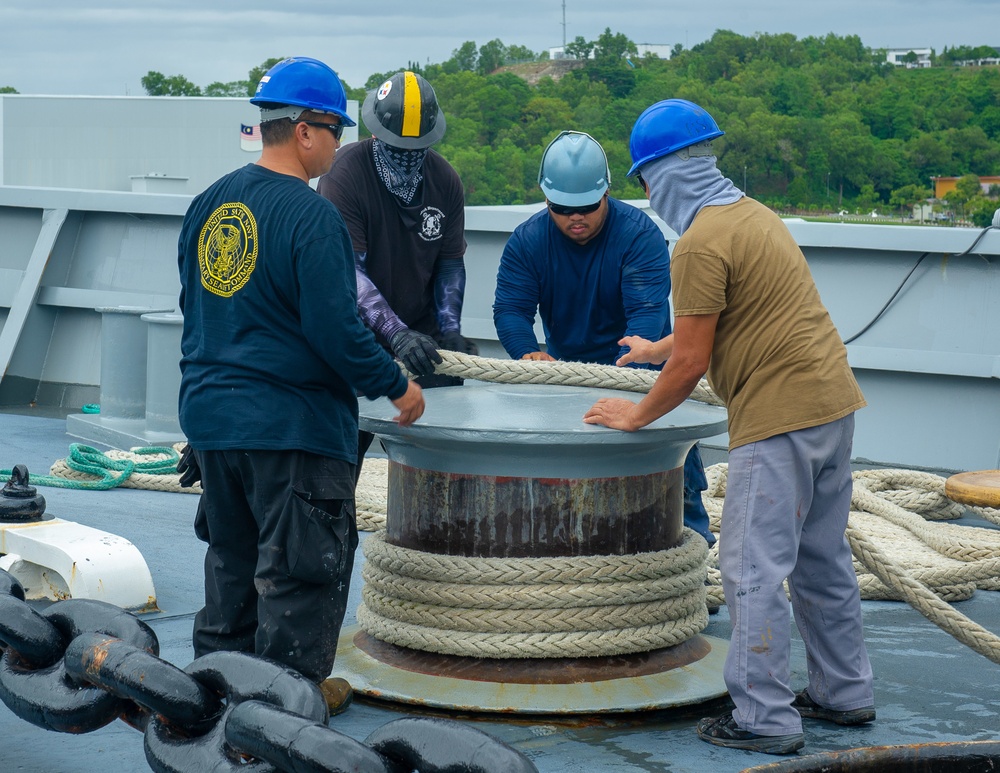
[[373, 139, 427, 204]]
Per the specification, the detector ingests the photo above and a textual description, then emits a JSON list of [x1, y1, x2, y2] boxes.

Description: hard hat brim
[[541, 182, 608, 207]]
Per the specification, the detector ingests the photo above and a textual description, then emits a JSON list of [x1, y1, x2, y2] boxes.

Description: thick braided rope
[[362, 562, 705, 609], [846, 524, 1000, 665], [363, 525, 708, 584], [357, 605, 709, 659], [362, 585, 707, 633], [358, 529, 709, 658], [355, 457, 388, 531], [702, 462, 1000, 662], [48, 443, 200, 494], [425, 350, 724, 406]]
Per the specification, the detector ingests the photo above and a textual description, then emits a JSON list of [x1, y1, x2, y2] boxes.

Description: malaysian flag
[[240, 123, 262, 152]]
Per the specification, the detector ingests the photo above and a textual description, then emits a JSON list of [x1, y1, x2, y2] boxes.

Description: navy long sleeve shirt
[[493, 198, 672, 366]]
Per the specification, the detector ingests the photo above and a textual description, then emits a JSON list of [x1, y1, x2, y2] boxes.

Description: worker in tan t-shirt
[[584, 99, 874, 756]]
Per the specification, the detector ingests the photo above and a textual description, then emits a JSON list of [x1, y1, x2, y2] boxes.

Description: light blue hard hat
[[538, 131, 610, 207], [627, 99, 723, 176], [250, 57, 356, 127]]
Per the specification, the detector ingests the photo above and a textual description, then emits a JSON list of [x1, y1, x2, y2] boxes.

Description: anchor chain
[[0, 568, 538, 773]]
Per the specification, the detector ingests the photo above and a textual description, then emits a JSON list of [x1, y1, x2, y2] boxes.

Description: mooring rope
[[357, 351, 1000, 662], [427, 350, 724, 406], [358, 529, 709, 658], [45, 443, 200, 493]]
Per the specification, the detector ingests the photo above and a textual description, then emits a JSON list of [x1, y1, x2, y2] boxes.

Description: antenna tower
[[562, 0, 567, 48]]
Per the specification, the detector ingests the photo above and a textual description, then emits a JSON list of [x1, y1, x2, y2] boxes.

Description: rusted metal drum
[[331, 382, 731, 714], [362, 382, 728, 559]]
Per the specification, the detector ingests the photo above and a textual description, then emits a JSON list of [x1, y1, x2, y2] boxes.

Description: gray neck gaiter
[[642, 153, 744, 236]]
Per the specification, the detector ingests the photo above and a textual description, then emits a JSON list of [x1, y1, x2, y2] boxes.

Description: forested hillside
[[141, 30, 1000, 223], [351, 31, 1000, 223]]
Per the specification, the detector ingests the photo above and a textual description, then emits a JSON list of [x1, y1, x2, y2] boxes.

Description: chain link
[[0, 567, 537, 772]]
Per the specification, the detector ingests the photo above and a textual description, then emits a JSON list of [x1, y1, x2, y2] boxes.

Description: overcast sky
[[2, 0, 998, 97]]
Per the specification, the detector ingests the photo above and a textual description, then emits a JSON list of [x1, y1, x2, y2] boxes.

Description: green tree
[[955, 173, 983, 201], [0, 86, 17, 94], [564, 36, 594, 60], [444, 41, 478, 73], [478, 39, 507, 75], [889, 183, 931, 219], [593, 28, 637, 64], [385, 31, 1000, 207], [141, 71, 201, 96], [506, 45, 538, 63], [966, 196, 999, 227], [204, 81, 250, 97]]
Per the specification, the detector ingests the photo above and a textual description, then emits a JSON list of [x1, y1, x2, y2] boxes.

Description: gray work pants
[[721, 413, 874, 735]]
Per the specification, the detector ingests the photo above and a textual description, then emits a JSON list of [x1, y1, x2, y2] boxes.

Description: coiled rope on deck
[[359, 528, 709, 658], [45, 443, 199, 493], [700, 462, 1000, 663]]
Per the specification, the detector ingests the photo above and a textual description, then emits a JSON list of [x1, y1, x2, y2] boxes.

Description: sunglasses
[[548, 200, 602, 217], [295, 120, 345, 141], [636, 172, 647, 190]]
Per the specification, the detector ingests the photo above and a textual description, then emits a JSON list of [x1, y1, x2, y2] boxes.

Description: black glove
[[437, 330, 479, 355], [390, 329, 442, 377], [176, 444, 202, 488]]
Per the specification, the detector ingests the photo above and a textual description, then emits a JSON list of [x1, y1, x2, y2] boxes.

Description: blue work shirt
[[493, 197, 672, 366], [177, 164, 408, 463]]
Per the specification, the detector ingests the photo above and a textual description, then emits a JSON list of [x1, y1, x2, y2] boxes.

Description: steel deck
[[2, 409, 999, 772]]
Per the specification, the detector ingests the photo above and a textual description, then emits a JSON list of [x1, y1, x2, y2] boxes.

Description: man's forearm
[[630, 356, 704, 428]]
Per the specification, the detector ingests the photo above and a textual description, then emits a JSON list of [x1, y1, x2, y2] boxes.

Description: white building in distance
[[549, 43, 672, 61], [884, 48, 933, 68]]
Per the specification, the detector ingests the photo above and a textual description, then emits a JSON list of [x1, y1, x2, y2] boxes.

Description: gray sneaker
[[793, 689, 875, 726], [696, 714, 805, 755]]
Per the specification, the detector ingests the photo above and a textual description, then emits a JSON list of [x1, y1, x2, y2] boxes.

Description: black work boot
[[696, 714, 804, 755]]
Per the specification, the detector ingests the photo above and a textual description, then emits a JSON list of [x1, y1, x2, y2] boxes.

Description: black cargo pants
[[191, 449, 357, 684]]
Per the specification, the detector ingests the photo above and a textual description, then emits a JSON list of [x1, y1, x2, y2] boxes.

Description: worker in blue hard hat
[[176, 57, 424, 714], [584, 98, 874, 755], [493, 130, 715, 549]]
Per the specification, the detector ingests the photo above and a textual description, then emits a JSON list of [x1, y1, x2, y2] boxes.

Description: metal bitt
[[65, 304, 180, 450], [334, 381, 730, 714], [0, 465, 45, 522], [0, 466, 157, 612]]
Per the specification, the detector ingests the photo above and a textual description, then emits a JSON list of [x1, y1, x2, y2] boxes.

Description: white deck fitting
[[0, 517, 156, 611]]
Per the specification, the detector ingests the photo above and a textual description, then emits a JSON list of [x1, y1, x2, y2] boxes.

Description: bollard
[[141, 312, 184, 437], [95, 306, 172, 421]]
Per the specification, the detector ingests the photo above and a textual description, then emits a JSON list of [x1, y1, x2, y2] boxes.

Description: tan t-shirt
[[672, 197, 865, 449]]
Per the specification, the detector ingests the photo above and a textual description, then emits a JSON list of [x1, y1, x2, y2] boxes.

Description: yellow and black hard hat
[[361, 71, 446, 149]]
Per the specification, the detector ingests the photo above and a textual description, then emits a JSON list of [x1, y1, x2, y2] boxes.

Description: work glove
[[437, 330, 480, 355], [390, 329, 442, 377], [176, 443, 202, 488]]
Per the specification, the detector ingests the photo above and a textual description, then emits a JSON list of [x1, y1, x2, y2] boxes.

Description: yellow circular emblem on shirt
[[197, 202, 258, 297]]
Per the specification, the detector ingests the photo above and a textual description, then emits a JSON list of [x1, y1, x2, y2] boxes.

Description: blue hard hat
[[538, 131, 610, 207], [627, 99, 723, 176], [250, 57, 356, 127]]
